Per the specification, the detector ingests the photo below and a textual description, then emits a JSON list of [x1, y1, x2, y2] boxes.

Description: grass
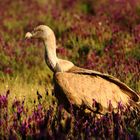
[[0, 66, 53, 112]]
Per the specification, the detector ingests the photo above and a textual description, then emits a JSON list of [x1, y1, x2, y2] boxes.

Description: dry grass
[[0, 67, 54, 112]]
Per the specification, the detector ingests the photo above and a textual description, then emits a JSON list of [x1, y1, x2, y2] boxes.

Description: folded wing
[[55, 66, 139, 114]]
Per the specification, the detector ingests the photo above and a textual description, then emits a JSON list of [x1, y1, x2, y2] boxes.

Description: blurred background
[[0, 0, 140, 105]]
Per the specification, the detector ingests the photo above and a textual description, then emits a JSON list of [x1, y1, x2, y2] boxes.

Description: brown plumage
[[25, 25, 140, 114]]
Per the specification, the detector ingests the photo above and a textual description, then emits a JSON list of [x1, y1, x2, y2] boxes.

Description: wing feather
[[54, 66, 139, 114], [68, 66, 139, 102]]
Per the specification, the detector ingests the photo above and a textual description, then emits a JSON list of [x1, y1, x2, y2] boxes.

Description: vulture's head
[[25, 25, 54, 41]]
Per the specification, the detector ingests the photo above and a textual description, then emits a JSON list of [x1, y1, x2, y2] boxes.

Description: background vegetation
[[0, 0, 140, 139]]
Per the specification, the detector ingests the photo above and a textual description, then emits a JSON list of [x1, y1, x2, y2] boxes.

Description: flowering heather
[[0, 91, 140, 139], [0, 0, 140, 139]]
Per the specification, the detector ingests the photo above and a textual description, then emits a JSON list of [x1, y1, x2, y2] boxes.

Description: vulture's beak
[[25, 32, 33, 39]]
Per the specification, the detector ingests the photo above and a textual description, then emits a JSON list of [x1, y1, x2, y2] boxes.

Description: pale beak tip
[[25, 32, 32, 39]]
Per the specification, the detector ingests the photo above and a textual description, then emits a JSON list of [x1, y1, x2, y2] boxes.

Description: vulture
[[25, 25, 140, 114]]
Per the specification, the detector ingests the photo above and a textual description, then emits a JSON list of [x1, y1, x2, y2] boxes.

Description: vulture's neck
[[43, 37, 58, 72], [43, 35, 74, 72]]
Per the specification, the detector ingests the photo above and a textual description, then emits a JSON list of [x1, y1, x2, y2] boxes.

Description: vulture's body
[[55, 66, 139, 113], [25, 25, 140, 114]]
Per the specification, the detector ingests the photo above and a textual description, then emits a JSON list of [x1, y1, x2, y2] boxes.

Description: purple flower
[[12, 100, 20, 109], [0, 94, 8, 108]]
